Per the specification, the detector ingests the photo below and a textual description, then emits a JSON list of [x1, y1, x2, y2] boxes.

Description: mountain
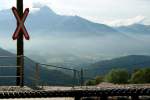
[[0, 48, 14, 56], [115, 24, 150, 34], [0, 6, 120, 37], [1, 6, 150, 71], [0, 48, 74, 86], [86, 55, 150, 77], [28, 6, 120, 36], [0, 6, 127, 68]]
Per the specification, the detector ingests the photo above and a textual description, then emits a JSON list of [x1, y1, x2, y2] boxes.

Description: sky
[[0, 0, 150, 26]]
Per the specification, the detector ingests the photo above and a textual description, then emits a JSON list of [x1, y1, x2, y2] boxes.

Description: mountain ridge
[[115, 24, 150, 34], [0, 6, 150, 35], [1, 6, 150, 70], [0, 6, 121, 37], [0, 47, 74, 85], [86, 55, 150, 77]]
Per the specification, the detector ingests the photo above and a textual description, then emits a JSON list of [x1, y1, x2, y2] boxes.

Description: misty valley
[[0, 6, 150, 86]]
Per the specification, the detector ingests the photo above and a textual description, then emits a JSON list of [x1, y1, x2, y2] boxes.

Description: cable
[[40, 63, 79, 72]]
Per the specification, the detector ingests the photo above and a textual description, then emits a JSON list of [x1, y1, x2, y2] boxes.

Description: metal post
[[16, 0, 24, 86], [80, 68, 84, 86], [73, 69, 76, 86], [35, 63, 40, 86]]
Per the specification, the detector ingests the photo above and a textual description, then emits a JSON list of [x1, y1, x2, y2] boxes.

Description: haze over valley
[[0, 6, 150, 68]]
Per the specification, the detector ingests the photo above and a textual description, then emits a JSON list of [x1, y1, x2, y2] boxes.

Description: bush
[[130, 68, 150, 84], [86, 80, 96, 86], [95, 76, 104, 84], [105, 69, 129, 84], [86, 76, 104, 86]]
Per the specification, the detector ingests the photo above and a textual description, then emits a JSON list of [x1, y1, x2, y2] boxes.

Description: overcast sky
[[0, 0, 150, 26]]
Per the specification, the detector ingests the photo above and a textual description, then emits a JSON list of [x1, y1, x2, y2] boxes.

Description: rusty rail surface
[[0, 86, 150, 99]]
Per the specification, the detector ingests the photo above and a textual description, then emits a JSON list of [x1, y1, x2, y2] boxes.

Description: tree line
[[86, 68, 150, 85]]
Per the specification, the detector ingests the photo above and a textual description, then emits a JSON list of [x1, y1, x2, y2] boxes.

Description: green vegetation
[[86, 80, 97, 86], [130, 68, 150, 84], [86, 76, 104, 86], [86, 68, 150, 86], [105, 69, 129, 84]]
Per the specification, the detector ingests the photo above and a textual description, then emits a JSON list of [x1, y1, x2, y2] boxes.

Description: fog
[[1, 32, 150, 66]]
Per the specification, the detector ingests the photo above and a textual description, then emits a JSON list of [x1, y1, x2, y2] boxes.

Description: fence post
[[35, 63, 40, 86]]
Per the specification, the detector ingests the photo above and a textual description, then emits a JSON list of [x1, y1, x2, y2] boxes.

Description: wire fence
[[0, 56, 20, 85], [0, 55, 93, 87]]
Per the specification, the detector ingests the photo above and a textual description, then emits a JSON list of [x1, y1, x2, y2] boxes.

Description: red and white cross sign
[[12, 7, 30, 40]]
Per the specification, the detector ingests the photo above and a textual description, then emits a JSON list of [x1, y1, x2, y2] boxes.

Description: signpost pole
[[16, 0, 24, 87]]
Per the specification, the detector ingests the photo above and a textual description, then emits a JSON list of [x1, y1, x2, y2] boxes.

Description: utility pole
[[16, 0, 24, 86]]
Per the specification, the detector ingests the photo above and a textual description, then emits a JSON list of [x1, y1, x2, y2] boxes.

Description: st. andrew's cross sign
[[12, 0, 30, 87], [12, 7, 30, 40]]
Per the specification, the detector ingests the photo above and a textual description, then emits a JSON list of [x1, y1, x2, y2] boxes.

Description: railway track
[[0, 86, 150, 99]]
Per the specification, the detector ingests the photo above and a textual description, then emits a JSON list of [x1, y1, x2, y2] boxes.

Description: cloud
[[0, 0, 149, 26], [32, 2, 45, 8], [102, 16, 146, 27]]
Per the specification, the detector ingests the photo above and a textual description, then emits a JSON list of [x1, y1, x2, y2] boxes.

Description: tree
[[95, 76, 104, 84], [130, 68, 150, 84], [85, 80, 96, 86], [105, 69, 129, 84], [85, 76, 104, 86]]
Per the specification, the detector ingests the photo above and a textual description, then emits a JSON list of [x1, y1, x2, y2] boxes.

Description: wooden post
[[16, 0, 24, 87]]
